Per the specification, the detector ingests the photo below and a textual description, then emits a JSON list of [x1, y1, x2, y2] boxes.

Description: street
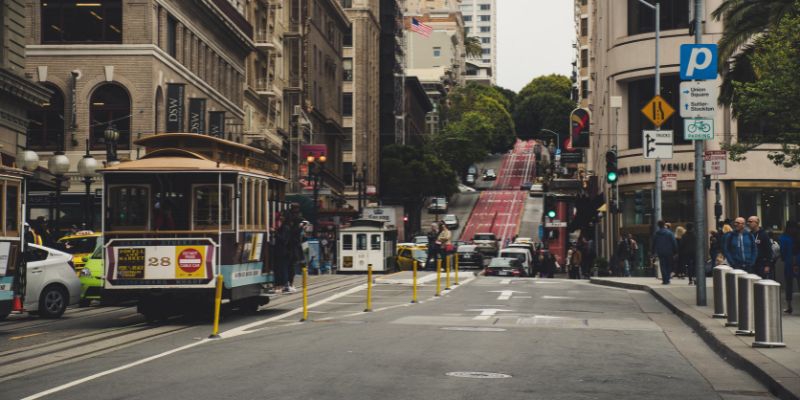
[[0, 274, 773, 399]]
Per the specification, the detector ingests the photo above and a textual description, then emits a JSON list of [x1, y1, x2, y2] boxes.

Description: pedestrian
[[565, 244, 575, 279], [722, 217, 757, 272], [272, 213, 290, 293], [284, 204, 305, 293], [709, 230, 721, 266], [570, 245, 583, 279], [627, 233, 639, 276], [616, 233, 632, 277], [436, 221, 452, 267], [679, 223, 697, 284], [778, 221, 800, 314], [425, 223, 439, 270], [651, 220, 678, 285], [674, 226, 686, 279], [748, 216, 773, 279]]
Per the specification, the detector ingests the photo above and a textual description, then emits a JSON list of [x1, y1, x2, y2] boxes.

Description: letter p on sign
[[680, 44, 718, 80]]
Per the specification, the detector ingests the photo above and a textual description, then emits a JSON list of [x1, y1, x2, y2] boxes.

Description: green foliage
[[464, 35, 483, 59], [381, 144, 458, 200], [434, 112, 493, 174], [517, 74, 573, 101], [442, 83, 516, 159], [448, 83, 512, 117], [493, 85, 517, 108], [724, 9, 800, 167], [513, 92, 576, 141]]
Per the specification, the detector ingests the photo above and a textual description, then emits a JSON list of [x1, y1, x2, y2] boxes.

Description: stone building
[[24, 0, 253, 226]]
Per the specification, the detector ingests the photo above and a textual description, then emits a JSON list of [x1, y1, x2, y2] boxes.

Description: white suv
[[21, 244, 82, 318]]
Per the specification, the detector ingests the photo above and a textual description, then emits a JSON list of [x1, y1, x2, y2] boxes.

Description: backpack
[[770, 239, 781, 263]]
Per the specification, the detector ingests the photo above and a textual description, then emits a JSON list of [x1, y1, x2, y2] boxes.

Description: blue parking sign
[[680, 44, 718, 80]]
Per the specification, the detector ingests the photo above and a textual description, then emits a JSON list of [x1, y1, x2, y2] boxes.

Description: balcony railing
[[209, 0, 253, 38], [255, 78, 278, 96]]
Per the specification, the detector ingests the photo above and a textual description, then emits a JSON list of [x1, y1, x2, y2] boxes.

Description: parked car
[[465, 174, 476, 185], [483, 169, 497, 181], [472, 232, 499, 256], [529, 183, 544, 197], [520, 182, 533, 191], [442, 214, 459, 230], [413, 236, 429, 248], [396, 245, 432, 270], [468, 165, 478, 176], [22, 244, 82, 318], [514, 237, 533, 245], [499, 247, 533, 276], [56, 231, 100, 272], [78, 243, 104, 307], [484, 257, 525, 277], [427, 197, 448, 213], [456, 245, 484, 268]]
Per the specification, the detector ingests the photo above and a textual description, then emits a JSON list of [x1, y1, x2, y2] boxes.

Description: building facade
[[580, 0, 800, 271], [25, 0, 253, 226], [459, 0, 495, 85]]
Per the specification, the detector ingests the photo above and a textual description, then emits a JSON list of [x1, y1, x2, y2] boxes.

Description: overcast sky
[[497, 0, 574, 93]]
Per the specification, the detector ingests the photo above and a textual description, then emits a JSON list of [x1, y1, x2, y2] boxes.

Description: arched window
[[41, 0, 122, 44], [26, 83, 65, 151], [90, 84, 131, 150]]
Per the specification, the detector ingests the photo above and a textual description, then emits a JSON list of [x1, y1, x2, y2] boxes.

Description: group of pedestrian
[[615, 233, 639, 277], [532, 250, 556, 278], [425, 221, 452, 270], [566, 237, 595, 279], [271, 204, 305, 294]]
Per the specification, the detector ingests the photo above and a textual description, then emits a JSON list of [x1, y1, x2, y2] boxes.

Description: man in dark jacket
[[679, 223, 697, 285], [724, 217, 757, 272], [748, 216, 773, 278], [652, 220, 678, 284]]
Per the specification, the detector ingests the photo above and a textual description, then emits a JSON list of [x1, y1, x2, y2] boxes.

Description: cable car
[[338, 219, 397, 273]]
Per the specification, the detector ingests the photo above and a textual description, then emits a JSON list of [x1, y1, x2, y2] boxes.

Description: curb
[[591, 278, 800, 400]]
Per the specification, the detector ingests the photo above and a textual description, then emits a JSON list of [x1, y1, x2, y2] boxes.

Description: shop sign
[[188, 98, 207, 134], [661, 173, 678, 191], [209, 111, 226, 138], [166, 84, 185, 132]]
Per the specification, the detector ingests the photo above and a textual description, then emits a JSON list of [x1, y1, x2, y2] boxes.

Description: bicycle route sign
[[683, 118, 714, 140], [679, 81, 718, 119]]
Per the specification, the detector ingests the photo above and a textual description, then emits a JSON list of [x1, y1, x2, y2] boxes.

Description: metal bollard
[[725, 269, 748, 327], [753, 280, 785, 348], [735, 274, 761, 336], [712, 265, 733, 318], [364, 265, 373, 312]]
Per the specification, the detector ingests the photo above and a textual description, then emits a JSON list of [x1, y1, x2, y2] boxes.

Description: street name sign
[[680, 44, 719, 80], [680, 81, 718, 118], [662, 173, 678, 191], [641, 95, 675, 127], [545, 220, 567, 228], [643, 130, 673, 159], [704, 150, 727, 175], [684, 118, 714, 140]]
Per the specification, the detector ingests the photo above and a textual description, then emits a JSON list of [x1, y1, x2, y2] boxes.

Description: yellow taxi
[[396, 244, 432, 271], [56, 231, 101, 272]]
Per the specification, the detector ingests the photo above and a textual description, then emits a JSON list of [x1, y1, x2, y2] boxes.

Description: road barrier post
[[454, 254, 460, 286], [712, 265, 732, 318], [435, 259, 442, 297], [753, 279, 785, 348], [209, 274, 224, 338], [364, 265, 373, 312], [445, 255, 451, 290], [736, 273, 761, 336], [300, 267, 309, 321], [725, 269, 748, 327], [412, 260, 418, 304]]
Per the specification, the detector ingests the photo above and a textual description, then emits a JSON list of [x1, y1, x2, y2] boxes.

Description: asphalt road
[[1, 274, 774, 399]]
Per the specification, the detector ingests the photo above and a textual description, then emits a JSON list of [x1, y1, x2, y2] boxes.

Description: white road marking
[[542, 295, 574, 300], [466, 308, 513, 321], [499, 279, 511, 285], [489, 290, 527, 300]]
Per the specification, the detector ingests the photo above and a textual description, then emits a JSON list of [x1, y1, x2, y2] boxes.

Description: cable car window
[[108, 186, 150, 230], [193, 185, 233, 230], [343, 234, 353, 250], [371, 234, 381, 250], [5, 182, 19, 236], [356, 234, 367, 250]]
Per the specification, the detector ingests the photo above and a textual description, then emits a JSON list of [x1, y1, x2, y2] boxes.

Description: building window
[[340, 0, 352, 8], [581, 17, 588, 37], [580, 49, 588, 68], [26, 83, 65, 151], [480, 26, 490, 32], [343, 26, 352, 47], [343, 162, 354, 186], [342, 93, 353, 116], [627, 75, 688, 150], [482, 59, 491, 64], [41, 0, 123, 43], [465, 27, 470, 35], [433, 47, 441, 57], [737, 188, 800, 231], [480, 15, 490, 21], [481, 48, 490, 55], [581, 80, 589, 99], [481, 37, 490, 44], [90, 84, 131, 150], [343, 58, 353, 81], [628, 0, 689, 36], [480, 4, 491, 10], [166, 16, 177, 57], [463, 15, 472, 22]]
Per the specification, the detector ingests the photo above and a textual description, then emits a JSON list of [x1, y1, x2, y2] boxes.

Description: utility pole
[[693, 0, 707, 306], [637, 0, 662, 229]]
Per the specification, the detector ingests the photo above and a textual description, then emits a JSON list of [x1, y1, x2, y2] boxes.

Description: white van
[[498, 247, 533, 276], [22, 244, 82, 318]]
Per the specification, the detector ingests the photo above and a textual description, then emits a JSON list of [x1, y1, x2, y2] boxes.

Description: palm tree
[[463, 31, 483, 59], [712, 0, 798, 103]]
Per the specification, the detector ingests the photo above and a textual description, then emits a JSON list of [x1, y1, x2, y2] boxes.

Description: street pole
[[693, 0, 707, 306]]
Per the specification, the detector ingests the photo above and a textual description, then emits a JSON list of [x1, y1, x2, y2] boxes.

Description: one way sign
[[643, 130, 673, 159]]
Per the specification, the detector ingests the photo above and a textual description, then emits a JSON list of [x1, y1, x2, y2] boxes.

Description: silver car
[[22, 244, 82, 318]]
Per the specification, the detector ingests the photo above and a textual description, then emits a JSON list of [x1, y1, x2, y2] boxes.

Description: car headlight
[[79, 268, 92, 277]]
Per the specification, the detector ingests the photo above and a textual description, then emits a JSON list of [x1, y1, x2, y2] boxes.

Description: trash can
[[735, 274, 761, 336], [712, 265, 733, 318], [753, 279, 785, 348], [725, 269, 748, 327]]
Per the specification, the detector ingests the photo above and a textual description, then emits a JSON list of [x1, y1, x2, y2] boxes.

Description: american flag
[[410, 18, 433, 37]]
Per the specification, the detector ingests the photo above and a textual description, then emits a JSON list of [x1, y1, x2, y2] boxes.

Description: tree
[[447, 83, 512, 118], [434, 112, 493, 174], [517, 74, 573, 101], [725, 10, 800, 167], [464, 34, 483, 59], [442, 84, 516, 153], [493, 85, 517, 109], [513, 92, 576, 140]]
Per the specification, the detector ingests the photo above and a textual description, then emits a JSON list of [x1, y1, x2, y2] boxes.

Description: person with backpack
[[779, 221, 800, 314], [651, 220, 678, 285], [748, 216, 773, 279], [723, 217, 757, 272]]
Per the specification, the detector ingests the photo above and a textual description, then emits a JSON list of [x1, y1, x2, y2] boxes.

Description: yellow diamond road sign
[[641, 95, 675, 127]]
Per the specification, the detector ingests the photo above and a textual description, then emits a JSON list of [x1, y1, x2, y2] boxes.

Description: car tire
[[38, 285, 68, 318]]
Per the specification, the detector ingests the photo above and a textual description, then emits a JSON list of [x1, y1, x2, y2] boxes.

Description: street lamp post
[[77, 139, 98, 230], [48, 152, 70, 235], [307, 153, 326, 235], [104, 124, 120, 165]]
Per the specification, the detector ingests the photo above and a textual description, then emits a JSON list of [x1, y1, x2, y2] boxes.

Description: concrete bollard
[[753, 280, 785, 348], [735, 274, 761, 336], [725, 269, 748, 327], [712, 265, 733, 318]]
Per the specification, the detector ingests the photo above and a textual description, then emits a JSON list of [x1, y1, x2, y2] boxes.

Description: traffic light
[[634, 190, 644, 214], [605, 150, 618, 184], [547, 209, 557, 219], [544, 195, 557, 219]]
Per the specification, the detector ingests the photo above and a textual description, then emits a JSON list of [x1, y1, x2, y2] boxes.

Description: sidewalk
[[591, 277, 800, 400]]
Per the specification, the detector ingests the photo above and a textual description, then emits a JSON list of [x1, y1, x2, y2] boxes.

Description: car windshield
[[412, 249, 427, 259], [90, 244, 103, 259], [444, 215, 456, 221], [474, 234, 495, 241], [488, 258, 514, 268], [502, 252, 526, 263], [57, 236, 98, 254]]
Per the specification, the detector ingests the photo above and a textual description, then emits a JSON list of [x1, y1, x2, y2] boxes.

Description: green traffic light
[[607, 171, 618, 183], [547, 210, 556, 219]]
